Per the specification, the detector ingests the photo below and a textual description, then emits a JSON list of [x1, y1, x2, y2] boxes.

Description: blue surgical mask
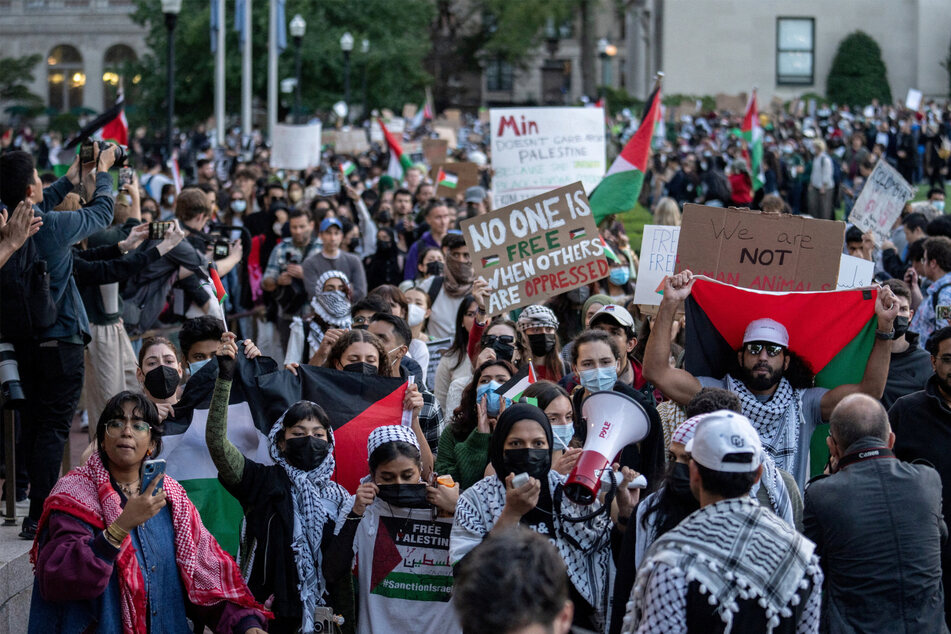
[[609, 267, 630, 286], [934, 200, 945, 212], [189, 358, 212, 376], [476, 380, 509, 417], [551, 423, 574, 450], [230, 199, 247, 213], [579, 366, 617, 393]]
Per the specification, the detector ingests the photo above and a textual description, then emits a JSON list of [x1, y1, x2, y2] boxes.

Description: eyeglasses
[[482, 334, 515, 347], [935, 355, 951, 364], [744, 343, 785, 357], [104, 419, 151, 438]]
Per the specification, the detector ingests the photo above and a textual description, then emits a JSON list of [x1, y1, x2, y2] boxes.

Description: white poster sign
[[270, 123, 322, 170], [836, 254, 875, 290], [370, 117, 405, 144], [489, 107, 606, 209], [905, 88, 923, 110], [633, 225, 681, 306], [848, 160, 915, 245]]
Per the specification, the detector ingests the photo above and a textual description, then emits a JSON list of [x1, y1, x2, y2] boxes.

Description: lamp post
[[161, 0, 182, 161], [290, 14, 306, 124], [597, 37, 617, 90], [361, 38, 369, 122], [340, 32, 354, 122]]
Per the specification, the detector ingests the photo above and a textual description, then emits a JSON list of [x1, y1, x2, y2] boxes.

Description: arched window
[[47, 45, 84, 112], [102, 44, 138, 108]]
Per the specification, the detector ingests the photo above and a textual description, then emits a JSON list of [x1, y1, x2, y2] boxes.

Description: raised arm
[[642, 271, 702, 405], [206, 333, 247, 485]]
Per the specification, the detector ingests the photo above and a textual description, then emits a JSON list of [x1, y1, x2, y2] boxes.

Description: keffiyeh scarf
[[631, 497, 820, 634], [727, 374, 803, 474], [268, 412, 353, 633], [308, 270, 352, 353], [31, 452, 268, 634]]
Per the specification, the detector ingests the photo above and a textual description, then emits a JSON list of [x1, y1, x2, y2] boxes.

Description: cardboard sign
[[905, 88, 923, 111], [443, 108, 462, 127], [433, 126, 458, 148], [424, 337, 452, 392], [489, 107, 606, 209], [423, 138, 448, 165], [849, 160, 915, 245], [321, 130, 337, 149], [836, 254, 875, 290], [270, 123, 322, 170], [634, 225, 681, 306], [430, 162, 480, 198], [460, 182, 609, 315], [335, 128, 370, 155], [675, 204, 845, 292]]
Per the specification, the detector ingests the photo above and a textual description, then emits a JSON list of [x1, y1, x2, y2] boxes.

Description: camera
[[80, 140, 128, 169], [312, 607, 343, 633], [148, 221, 173, 241], [212, 238, 230, 260], [285, 252, 301, 267], [0, 343, 25, 406]]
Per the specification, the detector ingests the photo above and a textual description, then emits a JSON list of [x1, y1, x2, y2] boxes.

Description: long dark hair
[[638, 460, 699, 536], [325, 329, 387, 373], [444, 294, 476, 371], [451, 359, 517, 440], [96, 391, 163, 466]]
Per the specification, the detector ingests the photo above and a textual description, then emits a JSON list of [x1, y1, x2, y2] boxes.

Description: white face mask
[[407, 303, 426, 327]]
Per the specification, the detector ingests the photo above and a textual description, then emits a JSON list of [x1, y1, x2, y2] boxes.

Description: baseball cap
[[465, 186, 486, 204], [590, 304, 634, 329], [743, 318, 789, 347], [319, 217, 343, 232], [685, 410, 763, 473]]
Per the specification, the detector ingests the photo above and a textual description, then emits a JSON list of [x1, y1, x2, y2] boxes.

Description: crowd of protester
[[0, 93, 949, 633]]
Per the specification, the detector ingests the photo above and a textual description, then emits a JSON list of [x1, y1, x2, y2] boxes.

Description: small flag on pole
[[495, 363, 537, 402], [339, 160, 356, 176], [600, 236, 621, 264]]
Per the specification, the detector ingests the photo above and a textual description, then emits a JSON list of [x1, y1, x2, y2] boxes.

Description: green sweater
[[435, 425, 491, 491]]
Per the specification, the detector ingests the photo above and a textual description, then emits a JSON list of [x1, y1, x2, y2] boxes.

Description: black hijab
[[489, 403, 554, 483]]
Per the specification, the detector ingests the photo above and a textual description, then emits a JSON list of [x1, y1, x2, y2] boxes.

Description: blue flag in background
[[233, 0, 246, 52], [276, 0, 287, 53]]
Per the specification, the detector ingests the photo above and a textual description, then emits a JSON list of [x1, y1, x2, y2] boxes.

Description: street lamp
[[161, 0, 182, 161], [597, 37, 617, 89], [340, 31, 354, 122], [361, 38, 369, 122], [290, 14, 306, 124]]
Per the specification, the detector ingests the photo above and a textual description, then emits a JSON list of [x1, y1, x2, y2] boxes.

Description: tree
[[128, 0, 434, 131], [0, 54, 44, 118], [826, 31, 892, 106]]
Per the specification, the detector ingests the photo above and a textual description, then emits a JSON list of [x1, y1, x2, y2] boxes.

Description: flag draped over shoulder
[[742, 89, 764, 191], [683, 276, 879, 389], [589, 84, 662, 224], [378, 118, 412, 179]]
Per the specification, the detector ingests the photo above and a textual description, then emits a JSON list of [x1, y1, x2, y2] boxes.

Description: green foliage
[[826, 31, 892, 106], [662, 93, 715, 113], [597, 85, 642, 116], [0, 54, 45, 115], [128, 0, 434, 130], [472, 0, 580, 67], [48, 112, 80, 136]]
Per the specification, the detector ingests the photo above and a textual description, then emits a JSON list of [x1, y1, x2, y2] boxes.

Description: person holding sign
[[643, 270, 899, 489]]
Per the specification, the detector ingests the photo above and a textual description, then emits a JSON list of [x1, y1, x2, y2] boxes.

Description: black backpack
[[0, 236, 58, 339]]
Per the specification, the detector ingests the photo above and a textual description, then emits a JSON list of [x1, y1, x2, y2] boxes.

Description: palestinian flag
[[209, 266, 228, 304], [436, 169, 458, 189], [62, 95, 126, 151], [339, 160, 356, 177], [495, 363, 538, 402], [589, 82, 662, 224], [741, 89, 764, 191], [101, 93, 129, 146], [600, 236, 621, 264], [378, 117, 413, 179], [481, 254, 500, 268], [569, 228, 587, 240]]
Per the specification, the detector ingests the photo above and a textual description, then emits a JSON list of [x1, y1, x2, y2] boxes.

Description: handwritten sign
[[836, 254, 875, 290], [489, 107, 606, 209], [425, 337, 452, 392], [461, 182, 609, 315], [634, 225, 681, 306], [675, 204, 845, 292], [270, 123, 322, 170], [334, 128, 369, 155], [849, 160, 915, 245]]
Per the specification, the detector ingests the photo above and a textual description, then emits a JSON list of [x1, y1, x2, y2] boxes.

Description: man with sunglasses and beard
[[644, 270, 899, 490]]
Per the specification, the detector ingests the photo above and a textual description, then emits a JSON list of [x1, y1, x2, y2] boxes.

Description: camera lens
[[0, 343, 26, 406]]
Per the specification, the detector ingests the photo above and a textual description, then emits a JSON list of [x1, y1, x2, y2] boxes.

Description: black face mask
[[283, 436, 330, 471], [893, 315, 910, 339], [503, 448, 550, 481], [348, 237, 361, 252], [376, 483, 431, 509], [491, 340, 515, 363], [426, 261, 444, 276], [527, 333, 556, 358], [668, 462, 693, 498], [377, 239, 394, 252], [343, 362, 378, 375], [144, 365, 180, 400]]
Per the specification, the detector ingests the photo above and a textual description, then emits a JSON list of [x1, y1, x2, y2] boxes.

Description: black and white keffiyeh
[[453, 472, 614, 630], [629, 497, 820, 634], [752, 453, 795, 527], [308, 270, 352, 352], [727, 374, 803, 474], [267, 408, 353, 633], [367, 424, 419, 456]]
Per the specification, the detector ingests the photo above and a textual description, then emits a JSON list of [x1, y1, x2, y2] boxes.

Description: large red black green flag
[[684, 276, 879, 388]]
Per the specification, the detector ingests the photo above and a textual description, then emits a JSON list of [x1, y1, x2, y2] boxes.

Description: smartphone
[[80, 142, 95, 164], [119, 167, 134, 187], [511, 472, 530, 488], [141, 459, 166, 495], [148, 221, 172, 241]]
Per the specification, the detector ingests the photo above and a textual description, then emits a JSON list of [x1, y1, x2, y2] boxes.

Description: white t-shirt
[[418, 277, 464, 340], [351, 501, 461, 634]]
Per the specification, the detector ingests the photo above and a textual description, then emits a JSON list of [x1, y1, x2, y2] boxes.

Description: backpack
[[0, 236, 58, 339]]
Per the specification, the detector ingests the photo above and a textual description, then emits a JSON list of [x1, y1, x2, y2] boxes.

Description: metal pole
[[165, 13, 177, 160], [242, 0, 252, 140], [3, 409, 15, 525], [294, 36, 302, 124], [215, 0, 226, 145], [267, 0, 277, 138], [343, 50, 351, 123]]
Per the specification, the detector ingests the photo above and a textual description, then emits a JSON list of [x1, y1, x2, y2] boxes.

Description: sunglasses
[[482, 335, 515, 347], [744, 342, 785, 357]]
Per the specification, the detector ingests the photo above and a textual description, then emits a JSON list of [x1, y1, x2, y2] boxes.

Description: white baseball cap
[[591, 304, 635, 329], [684, 410, 763, 473], [743, 318, 789, 348]]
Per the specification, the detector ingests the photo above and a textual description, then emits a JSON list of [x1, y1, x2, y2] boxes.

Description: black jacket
[[804, 436, 947, 633], [882, 333, 933, 410]]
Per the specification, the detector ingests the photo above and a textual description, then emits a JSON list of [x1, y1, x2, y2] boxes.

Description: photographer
[[261, 208, 320, 351], [0, 145, 117, 540], [0, 199, 42, 268]]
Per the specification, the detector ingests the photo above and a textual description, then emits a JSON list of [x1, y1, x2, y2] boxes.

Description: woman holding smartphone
[[28, 391, 269, 633]]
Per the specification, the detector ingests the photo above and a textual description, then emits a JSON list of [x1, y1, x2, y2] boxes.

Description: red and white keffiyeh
[[30, 452, 269, 634]]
